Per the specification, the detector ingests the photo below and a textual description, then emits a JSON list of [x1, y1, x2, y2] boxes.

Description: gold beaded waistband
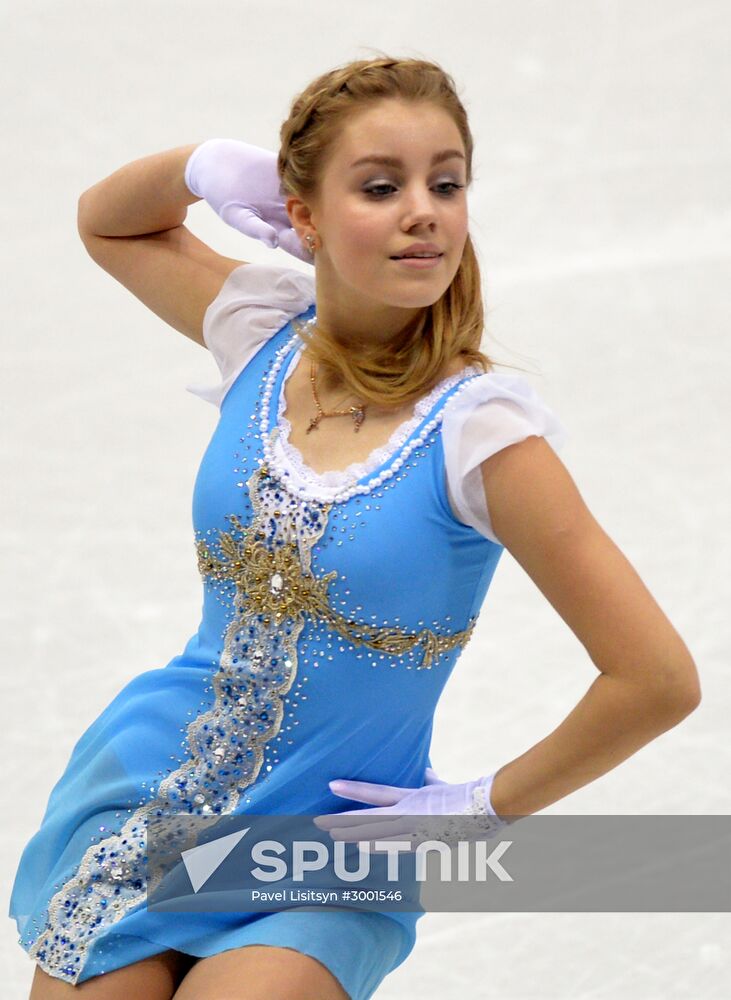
[[196, 514, 476, 670]]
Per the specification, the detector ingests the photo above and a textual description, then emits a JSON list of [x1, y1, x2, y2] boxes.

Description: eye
[[363, 182, 465, 199]]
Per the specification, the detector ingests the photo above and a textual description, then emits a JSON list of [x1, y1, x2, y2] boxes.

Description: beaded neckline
[[259, 318, 482, 505]]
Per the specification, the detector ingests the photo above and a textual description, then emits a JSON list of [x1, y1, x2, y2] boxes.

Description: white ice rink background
[[1, 2, 728, 997]]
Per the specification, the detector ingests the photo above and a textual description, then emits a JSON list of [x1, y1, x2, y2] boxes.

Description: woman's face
[[289, 98, 470, 344]]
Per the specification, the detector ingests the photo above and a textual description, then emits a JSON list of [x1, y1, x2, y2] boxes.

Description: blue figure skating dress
[[9, 263, 568, 998]]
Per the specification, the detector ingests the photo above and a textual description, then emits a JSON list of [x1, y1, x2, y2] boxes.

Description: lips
[[389, 252, 444, 259], [390, 242, 443, 259]]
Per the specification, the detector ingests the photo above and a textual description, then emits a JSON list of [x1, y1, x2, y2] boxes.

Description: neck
[[312, 267, 423, 348]]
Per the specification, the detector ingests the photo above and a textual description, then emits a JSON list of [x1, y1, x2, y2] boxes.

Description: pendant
[[306, 415, 321, 434], [351, 407, 366, 433]]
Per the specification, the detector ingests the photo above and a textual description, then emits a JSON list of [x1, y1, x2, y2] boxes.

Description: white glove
[[184, 138, 308, 261], [314, 768, 509, 848]]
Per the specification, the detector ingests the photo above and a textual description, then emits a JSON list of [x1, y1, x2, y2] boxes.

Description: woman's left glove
[[314, 770, 509, 846]]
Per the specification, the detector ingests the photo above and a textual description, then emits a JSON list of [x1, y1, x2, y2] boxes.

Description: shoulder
[[186, 263, 316, 408], [440, 370, 570, 544], [203, 262, 316, 336], [444, 368, 559, 411], [203, 261, 316, 357], [463, 372, 583, 548], [442, 370, 570, 460], [480, 433, 580, 546]]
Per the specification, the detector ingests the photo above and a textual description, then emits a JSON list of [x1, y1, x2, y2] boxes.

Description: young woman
[[10, 55, 700, 1000]]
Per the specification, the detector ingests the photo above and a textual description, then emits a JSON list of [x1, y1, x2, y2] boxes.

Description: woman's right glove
[[184, 138, 309, 262]]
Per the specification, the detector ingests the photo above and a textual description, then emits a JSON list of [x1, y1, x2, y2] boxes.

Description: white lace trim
[[275, 342, 482, 489]]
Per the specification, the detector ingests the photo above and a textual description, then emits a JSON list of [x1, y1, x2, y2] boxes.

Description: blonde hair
[[277, 54, 497, 411]]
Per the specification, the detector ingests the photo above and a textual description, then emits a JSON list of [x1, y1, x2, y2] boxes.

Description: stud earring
[[305, 233, 316, 256]]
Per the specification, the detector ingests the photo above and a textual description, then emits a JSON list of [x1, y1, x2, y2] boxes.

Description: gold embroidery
[[197, 463, 476, 670]]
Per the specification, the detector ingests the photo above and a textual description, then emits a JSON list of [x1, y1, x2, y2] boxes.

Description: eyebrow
[[350, 149, 465, 169]]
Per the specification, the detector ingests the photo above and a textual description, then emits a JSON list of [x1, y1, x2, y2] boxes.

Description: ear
[[286, 196, 316, 238]]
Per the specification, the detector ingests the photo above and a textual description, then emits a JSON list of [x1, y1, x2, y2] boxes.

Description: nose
[[400, 183, 438, 230]]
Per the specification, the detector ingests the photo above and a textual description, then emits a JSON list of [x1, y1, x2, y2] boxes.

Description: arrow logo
[[181, 827, 250, 892]]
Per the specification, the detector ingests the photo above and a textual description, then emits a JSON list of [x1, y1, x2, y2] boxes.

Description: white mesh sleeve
[[442, 373, 570, 544], [185, 262, 316, 408]]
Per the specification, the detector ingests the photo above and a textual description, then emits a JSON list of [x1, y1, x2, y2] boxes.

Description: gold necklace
[[306, 361, 368, 434]]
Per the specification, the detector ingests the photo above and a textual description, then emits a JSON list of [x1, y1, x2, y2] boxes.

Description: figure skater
[[9, 55, 701, 1000]]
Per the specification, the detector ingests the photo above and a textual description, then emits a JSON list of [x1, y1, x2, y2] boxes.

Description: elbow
[[654, 662, 702, 723], [77, 191, 94, 242], [77, 188, 104, 246], [668, 688, 701, 725], [680, 680, 702, 715]]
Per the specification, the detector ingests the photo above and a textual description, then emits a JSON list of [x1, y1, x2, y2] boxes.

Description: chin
[[389, 284, 451, 309]]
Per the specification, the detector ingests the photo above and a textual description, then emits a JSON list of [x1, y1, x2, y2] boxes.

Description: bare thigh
[[28, 950, 196, 1000], [172, 945, 350, 1000]]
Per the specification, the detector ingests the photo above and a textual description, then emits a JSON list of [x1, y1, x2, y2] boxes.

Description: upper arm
[[77, 213, 248, 348], [480, 436, 700, 705]]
